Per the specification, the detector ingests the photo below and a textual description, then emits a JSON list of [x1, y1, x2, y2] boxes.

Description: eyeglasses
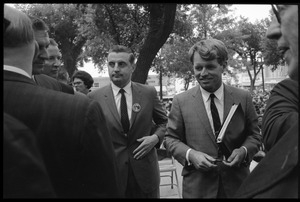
[[271, 4, 281, 24], [72, 81, 83, 86]]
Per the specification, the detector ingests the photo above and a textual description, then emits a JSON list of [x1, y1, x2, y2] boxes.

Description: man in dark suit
[[30, 16, 74, 94], [4, 113, 56, 198], [235, 5, 298, 198], [235, 79, 298, 198], [165, 39, 262, 198], [4, 5, 121, 198], [87, 45, 168, 198]]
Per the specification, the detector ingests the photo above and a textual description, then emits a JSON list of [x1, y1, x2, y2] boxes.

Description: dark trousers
[[217, 176, 227, 198], [125, 163, 159, 198]]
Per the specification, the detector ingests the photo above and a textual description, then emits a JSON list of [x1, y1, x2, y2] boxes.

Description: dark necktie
[[119, 89, 130, 133], [210, 93, 221, 137]]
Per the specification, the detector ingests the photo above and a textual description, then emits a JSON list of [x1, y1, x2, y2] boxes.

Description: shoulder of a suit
[[225, 84, 248, 95]]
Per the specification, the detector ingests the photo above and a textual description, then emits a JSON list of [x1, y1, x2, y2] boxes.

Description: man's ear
[[222, 61, 228, 71], [132, 63, 136, 72], [33, 40, 39, 60]]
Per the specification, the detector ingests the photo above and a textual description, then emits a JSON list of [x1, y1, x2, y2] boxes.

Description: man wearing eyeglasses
[[235, 5, 298, 198]]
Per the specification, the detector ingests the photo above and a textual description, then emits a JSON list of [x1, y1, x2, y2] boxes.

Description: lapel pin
[[132, 103, 141, 113]]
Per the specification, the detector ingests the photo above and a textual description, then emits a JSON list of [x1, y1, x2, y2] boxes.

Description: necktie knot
[[119, 88, 125, 94], [210, 93, 216, 99]]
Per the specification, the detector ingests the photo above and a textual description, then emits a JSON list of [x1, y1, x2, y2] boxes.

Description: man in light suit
[[4, 5, 121, 198], [165, 39, 262, 198], [88, 45, 168, 198]]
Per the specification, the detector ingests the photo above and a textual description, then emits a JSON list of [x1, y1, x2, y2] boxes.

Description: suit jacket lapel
[[104, 85, 123, 129], [223, 85, 238, 122], [192, 87, 216, 142], [130, 82, 141, 128]]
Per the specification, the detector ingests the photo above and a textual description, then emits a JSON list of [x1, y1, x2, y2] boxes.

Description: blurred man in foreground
[[235, 5, 298, 198], [4, 5, 121, 198]]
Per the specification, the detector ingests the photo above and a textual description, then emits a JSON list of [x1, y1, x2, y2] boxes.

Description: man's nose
[[266, 16, 281, 40], [40, 49, 49, 60], [200, 67, 208, 76], [113, 64, 120, 71], [53, 59, 61, 67]]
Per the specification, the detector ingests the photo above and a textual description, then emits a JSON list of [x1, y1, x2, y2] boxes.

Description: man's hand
[[133, 135, 159, 160], [189, 149, 217, 171], [223, 147, 246, 167]]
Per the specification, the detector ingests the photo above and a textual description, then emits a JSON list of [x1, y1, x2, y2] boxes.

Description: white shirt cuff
[[186, 148, 192, 165], [241, 146, 247, 161]]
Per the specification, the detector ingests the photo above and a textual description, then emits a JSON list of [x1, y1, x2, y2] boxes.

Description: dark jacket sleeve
[[3, 113, 56, 198], [261, 78, 298, 152], [78, 100, 123, 198], [150, 86, 168, 148]]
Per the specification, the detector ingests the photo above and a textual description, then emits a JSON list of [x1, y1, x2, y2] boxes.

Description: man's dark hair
[[108, 45, 135, 64], [29, 16, 49, 32]]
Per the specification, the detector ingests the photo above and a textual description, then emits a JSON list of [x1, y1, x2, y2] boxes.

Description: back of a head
[[108, 45, 135, 64], [71, 70, 94, 89], [188, 38, 228, 65], [29, 15, 49, 32], [4, 5, 35, 48]]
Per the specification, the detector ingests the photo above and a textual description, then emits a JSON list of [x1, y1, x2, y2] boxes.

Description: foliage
[[189, 4, 234, 39], [215, 17, 270, 92], [152, 4, 235, 91], [260, 17, 285, 71], [77, 4, 150, 72]]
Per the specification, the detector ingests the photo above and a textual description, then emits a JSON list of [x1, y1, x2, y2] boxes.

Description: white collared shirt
[[4, 65, 31, 79], [111, 81, 133, 120], [199, 83, 224, 134]]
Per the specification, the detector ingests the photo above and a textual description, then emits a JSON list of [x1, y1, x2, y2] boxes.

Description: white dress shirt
[[200, 83, 224, 134], [111, 81, 133, 121]]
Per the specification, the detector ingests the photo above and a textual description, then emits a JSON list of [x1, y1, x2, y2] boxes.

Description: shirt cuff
[[186, 148, 192, 166], [241, 146, 247, 161]]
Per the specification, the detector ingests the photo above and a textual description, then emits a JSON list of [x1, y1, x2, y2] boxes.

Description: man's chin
[[288, 61, 298, 81]]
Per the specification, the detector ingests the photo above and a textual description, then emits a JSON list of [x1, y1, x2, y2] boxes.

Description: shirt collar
[[4, 65, 31, 79], [199, 83, 224, 102], [111, 81, 132, 96]]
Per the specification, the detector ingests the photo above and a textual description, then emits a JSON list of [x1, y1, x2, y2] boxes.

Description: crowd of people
[[3, 4, 298, 199]]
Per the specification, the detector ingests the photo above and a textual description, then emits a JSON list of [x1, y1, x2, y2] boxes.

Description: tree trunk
[[64, 56, 77, 78], [132, 4, 176, 84]]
